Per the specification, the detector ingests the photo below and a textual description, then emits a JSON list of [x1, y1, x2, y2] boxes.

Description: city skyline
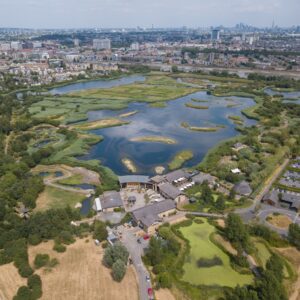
[[0, 0, 299, 29]]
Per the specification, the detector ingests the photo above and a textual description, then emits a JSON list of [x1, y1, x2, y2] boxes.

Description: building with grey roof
[[281, 192, 300, 211], [192, 172, 216, 186], [100, 191, 123, 212], [234, 181, 253, 196], [165, 169, 190, 184], [118, 175, 152, 189], [262, 190, 279, 205], [158, 182, 188, 204], [131, 199, 176, 234]]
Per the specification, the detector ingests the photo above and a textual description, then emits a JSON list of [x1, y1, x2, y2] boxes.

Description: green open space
[[180, 219, 253, 287]]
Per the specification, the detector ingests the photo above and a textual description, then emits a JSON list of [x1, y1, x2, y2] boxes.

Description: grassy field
[[181, 122, 222, 132], [179, 219, 253, 287], [0, 263, 27, 300], [168, 150, 194, 170], [35, 186, 87, 211], [27, 238, 139, 300], [185, 102, 209, 109]]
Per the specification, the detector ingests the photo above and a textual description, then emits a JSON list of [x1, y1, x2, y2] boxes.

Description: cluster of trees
[[103, 242, 129, 282], [144, 226, 180, 289], [14, 274, 42, 300], [226, 253, 287, 300], [288, 223, 300, 249]]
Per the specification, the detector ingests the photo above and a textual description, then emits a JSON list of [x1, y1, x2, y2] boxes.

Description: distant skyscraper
[[74, 39, 80, 47], [93, 38, 111, 50], [211, 29, 220, 41]]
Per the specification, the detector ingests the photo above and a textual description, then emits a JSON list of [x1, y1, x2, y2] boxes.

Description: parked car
[[147, 288, 153, 299], [146, 275, 150, 282], [137, 238, 141, 244], [143, 234, 150, 240]]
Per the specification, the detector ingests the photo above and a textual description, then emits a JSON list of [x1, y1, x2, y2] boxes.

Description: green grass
[[253, 240, 272, 267], [180, 219, 253, 287], [168, 150, 194, 170], [57, 174, 85, 185], [37, 186, 86, 210]]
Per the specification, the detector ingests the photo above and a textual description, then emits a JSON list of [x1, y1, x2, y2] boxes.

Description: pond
[[265, 88, 300, 104], [80, 196, 93, 216], [77, 90, 257, 175]]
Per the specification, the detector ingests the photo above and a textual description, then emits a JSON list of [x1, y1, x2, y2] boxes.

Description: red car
[[143, 234, 150, 240], [147, 288, 153, 299]]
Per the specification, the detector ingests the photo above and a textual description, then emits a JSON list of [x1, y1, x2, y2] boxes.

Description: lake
[[49, 75, 145, 94], [76, 91, 257, 175]]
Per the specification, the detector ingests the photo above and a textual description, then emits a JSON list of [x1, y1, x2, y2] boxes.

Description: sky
[[0, 0, 299, 29]]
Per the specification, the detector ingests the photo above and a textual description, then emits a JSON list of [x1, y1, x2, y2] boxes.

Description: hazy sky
[[0, 0, 299, 28]]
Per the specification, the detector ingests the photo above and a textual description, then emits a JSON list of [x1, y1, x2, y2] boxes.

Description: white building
[[130, 42, 140, 51], [11, 41, 22, 50], [92, 39, 111, 50]]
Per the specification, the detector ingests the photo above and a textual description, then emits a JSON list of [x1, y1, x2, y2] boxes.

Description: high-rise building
[[74, 39, 80, 47], [130, 42, 139, 51], [10, 41, 22, 50], [92, 38, 111, 50], [211, 29, 220, 41]]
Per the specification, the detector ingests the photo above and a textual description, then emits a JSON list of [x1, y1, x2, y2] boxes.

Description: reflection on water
[[78, 91, 257, 175], [265, 88, 300, 104]]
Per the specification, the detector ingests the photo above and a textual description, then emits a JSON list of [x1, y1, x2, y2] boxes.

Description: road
[[118, 226, 151, 300], [256, 205, 300, 236], [236, 159, 290, 222]]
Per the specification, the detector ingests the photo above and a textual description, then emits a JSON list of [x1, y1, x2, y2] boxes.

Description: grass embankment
[[149, 102, 167, 108], [130, 136, 177, 144], [180, 219, 253, 287], [181, 122, 224, 132], [168, 150, 194, 170], [228, 115, 244, 125], [121, 158, 137, 173], [70, 118, 129, 131], [185, 102, 209, 110]]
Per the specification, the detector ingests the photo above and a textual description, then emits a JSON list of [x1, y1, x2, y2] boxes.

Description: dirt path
[[290, 266, 300, 300], [4, 132, 13, 155]]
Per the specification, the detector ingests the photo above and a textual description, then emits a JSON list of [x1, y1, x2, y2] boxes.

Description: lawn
[[35, 186, 87, 211], [179, 219, 253, 287], [253, 240, 272, 267]]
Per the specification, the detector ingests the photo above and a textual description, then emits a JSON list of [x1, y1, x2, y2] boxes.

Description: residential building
[[93, 38, 111, 50]]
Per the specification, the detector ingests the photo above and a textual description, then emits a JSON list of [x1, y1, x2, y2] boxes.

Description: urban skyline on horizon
[[0, 0, 299, 29]]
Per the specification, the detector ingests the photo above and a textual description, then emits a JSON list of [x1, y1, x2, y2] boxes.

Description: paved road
[[118, 226, 151, 300]]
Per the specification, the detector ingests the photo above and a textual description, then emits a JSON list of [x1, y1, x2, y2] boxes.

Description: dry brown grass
[[155, 288, 176, 300], [0, 263, 27, 300], [267, 214, 292, 229], [213, 233, 237, 256], [276, 247, 300, 300], [28, 238, 139, 300]]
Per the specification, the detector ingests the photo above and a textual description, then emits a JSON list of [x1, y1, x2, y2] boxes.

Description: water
[[77, 91, 257, 175], [70, 183, 95, 190], [80, 196, 93, 216], [34, 139, 52, 148], [55, 171, 63, 177], [49, 75, 145, 95], [265, 88, 300, 104]]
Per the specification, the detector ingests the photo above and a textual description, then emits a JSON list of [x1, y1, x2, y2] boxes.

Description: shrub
[[112, 259, 126, 282], [53, 242, 66, 253], [197, 256, 223, 268], [152, 264, 166, 275], [34, 254, 50, 269], [48, 258, 59, 268], [156, 272, 172, 289], [194, 218, 204, 224], [28, 234, 42, 246]]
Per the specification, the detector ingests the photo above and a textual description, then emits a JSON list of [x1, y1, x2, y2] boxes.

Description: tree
[[266, 254, 284, 281], [201, 182, 214, 204], [112, 259, 126, 282], [215, 195, 226, 211], [103, 242, 129, 269], [225, 285, 259, 300], [225, 213, 250, 250], [93, 220, 108, 242], [288, 223, 300, 249], [229, 188, 236, 201], [34, 254, 50, 269]]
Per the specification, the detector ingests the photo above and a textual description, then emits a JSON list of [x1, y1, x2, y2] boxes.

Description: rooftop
[[118, 175, 150, 184], [132, 199, 176, 227], [100, 191, 123, 209], [158, 182, 182, 200]]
